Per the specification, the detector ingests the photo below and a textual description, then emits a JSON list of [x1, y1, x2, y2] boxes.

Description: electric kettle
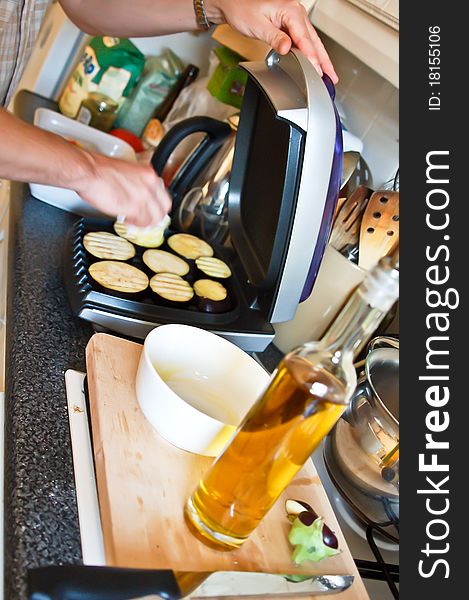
[[173, 115, 239, 244], [150, 115, 232, 216]]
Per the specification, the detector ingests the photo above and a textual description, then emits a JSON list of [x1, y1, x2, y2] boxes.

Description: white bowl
[[30, 108, 136, 217], [136, 325, 270, 456]]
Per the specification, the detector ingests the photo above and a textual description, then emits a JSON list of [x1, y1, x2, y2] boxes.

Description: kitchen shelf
[[311, 0, 399, 88]]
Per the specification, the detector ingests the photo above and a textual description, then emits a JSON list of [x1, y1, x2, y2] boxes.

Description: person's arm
[[59, 0, 337, 82], [0, 108, 171, 226]]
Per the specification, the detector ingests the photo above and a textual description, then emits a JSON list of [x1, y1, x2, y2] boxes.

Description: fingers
[[304, 18, 339, 83], [125, 204, 153, 227], [259, 18, 292, 55], [281, 9, 321, 71], [270, 2, 339, 83], [216, 1, 338, 83], [126, 172, 172, 227], [80, 154, 172, 228], [155, 173, 172, 214]]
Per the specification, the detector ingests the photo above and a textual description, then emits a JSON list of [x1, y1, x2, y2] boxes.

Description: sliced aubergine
[[113, 215, 170, 248], [143, 249, 190, 276], [89, 261, 149, 294], [83, 231, 136, 261], [193, 279, 231, 313], [150, 273, 194, 303], [195, 256, 232, 279], [167, 233, 213, 260]]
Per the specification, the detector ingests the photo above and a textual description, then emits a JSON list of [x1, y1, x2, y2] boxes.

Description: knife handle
[[28, 565, 183, 600]]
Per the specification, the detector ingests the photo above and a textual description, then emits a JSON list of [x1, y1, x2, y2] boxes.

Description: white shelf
[[311, 0, 399, 87]]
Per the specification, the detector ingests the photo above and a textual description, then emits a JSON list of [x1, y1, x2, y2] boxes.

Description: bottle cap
[[142, 119, 165, 149]]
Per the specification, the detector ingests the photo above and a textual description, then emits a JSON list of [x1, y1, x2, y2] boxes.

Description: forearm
[[59, 0, 224, 37], [0, 108, 93, 189], [58, 1, 337, 82], [0, 108, 172, 226]]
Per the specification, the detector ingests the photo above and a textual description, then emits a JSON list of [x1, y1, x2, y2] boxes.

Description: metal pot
[[323, 336, 399, 543], [343, 336, 399, 470]]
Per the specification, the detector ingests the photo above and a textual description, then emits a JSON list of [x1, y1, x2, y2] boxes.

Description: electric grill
[[64, 50, 343, 351]]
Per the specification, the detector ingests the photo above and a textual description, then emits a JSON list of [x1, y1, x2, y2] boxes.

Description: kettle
[[151, 116, 232, 225], [173, 115, 239, 244]]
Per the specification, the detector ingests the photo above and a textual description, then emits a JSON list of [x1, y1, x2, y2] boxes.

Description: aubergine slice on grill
[[83, 231, 136, 261], [113, 215, 170, 248], [193, 279, 231, 313], [143, 249, 190, 277], [89, 261, 149, 294], [195, 256, 232, 280], [150, 273, 194, 304], [167, 233, 213, 260]]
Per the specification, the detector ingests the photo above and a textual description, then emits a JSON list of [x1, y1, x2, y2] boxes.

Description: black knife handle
[[28, 565, 182, 600]]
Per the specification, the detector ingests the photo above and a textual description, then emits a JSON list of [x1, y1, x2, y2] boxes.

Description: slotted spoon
[[329, 186, 373, 251], [359, 190, 399, 271]]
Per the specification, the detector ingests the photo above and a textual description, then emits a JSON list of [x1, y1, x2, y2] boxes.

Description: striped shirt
[[0, 0, 51, 107]]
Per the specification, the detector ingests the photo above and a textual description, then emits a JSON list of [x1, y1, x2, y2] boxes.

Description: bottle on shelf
[[154, 64, 200, 123], [76, 92, 119, 132], [142, 64, 199, 150], [185, 257, 399, 550]]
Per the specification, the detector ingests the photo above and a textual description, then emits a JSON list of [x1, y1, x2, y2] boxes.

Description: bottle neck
[[319, 288, 389, 359]]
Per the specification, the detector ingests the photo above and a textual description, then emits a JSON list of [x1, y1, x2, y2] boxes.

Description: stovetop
[[312, 451, 399, 599]]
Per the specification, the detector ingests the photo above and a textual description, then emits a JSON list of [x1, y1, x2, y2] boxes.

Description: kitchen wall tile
[[321, 36, 362, 103], [320, 33, 399, 187], [344, 78, 394, 139], [361, 87, 399, 186]]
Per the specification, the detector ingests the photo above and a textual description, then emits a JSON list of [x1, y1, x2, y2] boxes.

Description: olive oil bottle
[[185, 258, 399, 550]]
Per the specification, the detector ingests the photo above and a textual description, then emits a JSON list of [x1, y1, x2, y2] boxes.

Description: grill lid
[[227, 50, 342, 323]]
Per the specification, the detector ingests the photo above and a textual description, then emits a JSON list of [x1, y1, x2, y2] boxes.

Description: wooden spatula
[[329, 186, 373, 252], [333, 196, 347, 222], [359, 190, 399, 271]]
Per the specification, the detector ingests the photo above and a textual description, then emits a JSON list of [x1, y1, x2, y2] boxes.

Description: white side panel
[[17, 3, 86, 100]]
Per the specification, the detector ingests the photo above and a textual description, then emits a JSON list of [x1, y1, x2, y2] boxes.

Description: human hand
[[205, 0, 338, 83], [74, 152, 172, 227]]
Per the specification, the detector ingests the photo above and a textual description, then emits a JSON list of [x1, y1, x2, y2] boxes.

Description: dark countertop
[[3, 90, 283, 599]]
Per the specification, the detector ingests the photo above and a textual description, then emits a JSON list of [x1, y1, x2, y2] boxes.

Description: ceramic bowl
[[136, 324, 270, 456]]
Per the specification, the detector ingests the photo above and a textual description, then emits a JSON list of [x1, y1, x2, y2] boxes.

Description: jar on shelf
[[77, 93, 119, 132]]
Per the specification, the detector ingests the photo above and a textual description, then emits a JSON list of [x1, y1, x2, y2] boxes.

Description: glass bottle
[[77, 92, 119, 132], [153, 64, 199, 123], [185, 258, 399, 550], [141, 65, 200, 150]]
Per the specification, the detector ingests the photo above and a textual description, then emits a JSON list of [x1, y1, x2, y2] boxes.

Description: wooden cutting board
[[86, 333, 368, 600]]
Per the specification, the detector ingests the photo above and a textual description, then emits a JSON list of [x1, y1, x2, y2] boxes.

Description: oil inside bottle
[[185, 353, 347, 549]]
